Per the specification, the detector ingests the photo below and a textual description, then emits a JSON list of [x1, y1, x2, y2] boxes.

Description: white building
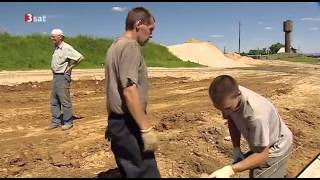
[[277, 47, 298, 53]]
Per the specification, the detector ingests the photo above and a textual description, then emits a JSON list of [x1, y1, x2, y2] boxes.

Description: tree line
[[240, 42, 284, 56]]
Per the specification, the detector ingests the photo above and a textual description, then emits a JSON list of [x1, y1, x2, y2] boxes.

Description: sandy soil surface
[[0, 60, 320, 178]]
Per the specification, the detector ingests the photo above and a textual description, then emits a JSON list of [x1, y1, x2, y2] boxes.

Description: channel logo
[[24, 13, 47, 23]]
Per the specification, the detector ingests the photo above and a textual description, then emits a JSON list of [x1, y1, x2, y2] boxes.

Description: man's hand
[[141, 127, 159, 152], [232, 147, 245, 164], [209, 165, 235, 178], [231, 146, 269, 173], [65, 66, 74, 74], [65, 57, 84, 74], [123, 84, 158, 152]]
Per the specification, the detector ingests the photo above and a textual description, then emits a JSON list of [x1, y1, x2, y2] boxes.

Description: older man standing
[[49, 29, 84, 130]]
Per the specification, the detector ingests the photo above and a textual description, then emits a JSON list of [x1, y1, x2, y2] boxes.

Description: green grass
[[0, 33, 201, 70], [268, 53, 320, 65]]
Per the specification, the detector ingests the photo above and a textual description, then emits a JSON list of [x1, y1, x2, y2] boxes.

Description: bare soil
[[0, 60, 319, 178]]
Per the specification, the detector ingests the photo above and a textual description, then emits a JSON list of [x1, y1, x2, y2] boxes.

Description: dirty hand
[[141, 127, 159, 152], [209, 165, 235, 178], [232, 147, 245, 164]]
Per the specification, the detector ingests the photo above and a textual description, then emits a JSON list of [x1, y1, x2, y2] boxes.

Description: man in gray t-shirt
[[105, 7, 160, 178], [49, 29, 84, 130], [202, 75, 293, 178], [106, 36, 148, 115]]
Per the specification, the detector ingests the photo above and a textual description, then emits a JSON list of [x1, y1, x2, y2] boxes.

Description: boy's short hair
[[208, 75, 240, 105], [125, 7, 155, 31]]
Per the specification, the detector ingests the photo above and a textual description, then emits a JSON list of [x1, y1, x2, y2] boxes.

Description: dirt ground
[[0, 60, 320, 178]]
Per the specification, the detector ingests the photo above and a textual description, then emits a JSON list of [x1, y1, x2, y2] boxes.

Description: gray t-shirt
[[105, 36, 148, 114], [222, 86, 293, 157], [51, 41, 83, 73]]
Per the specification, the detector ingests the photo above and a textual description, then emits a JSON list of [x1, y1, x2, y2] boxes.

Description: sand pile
[[224, 52, 243, 60], [185, 38, 202, 43], [168, 39, 250, 68], [225, 52, 265, 65]]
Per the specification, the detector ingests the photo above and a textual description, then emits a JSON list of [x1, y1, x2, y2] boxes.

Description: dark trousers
[[105, 113, 161, 178]]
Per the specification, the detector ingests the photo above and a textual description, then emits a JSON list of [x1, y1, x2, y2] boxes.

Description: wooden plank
[[297, 153, 320, 178]]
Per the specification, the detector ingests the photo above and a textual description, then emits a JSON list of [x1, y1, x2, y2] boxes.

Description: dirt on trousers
[[0, 61, 320, 178]]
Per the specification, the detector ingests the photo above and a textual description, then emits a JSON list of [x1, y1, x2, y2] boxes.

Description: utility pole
[[238, 21, 241, 54], [224, 46, 226, 54]]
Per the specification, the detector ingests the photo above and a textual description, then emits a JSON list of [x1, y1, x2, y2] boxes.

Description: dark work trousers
[[105, 113, 161, 178]]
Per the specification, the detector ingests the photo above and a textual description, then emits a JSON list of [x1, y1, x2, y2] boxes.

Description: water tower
[[283, 20, 293, 53]]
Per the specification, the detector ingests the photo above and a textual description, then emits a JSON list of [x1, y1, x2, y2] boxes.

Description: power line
[[238, 21, 241, 54]]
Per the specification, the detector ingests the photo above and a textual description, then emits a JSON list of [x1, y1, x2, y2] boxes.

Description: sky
[[0, 2, 320, 53]]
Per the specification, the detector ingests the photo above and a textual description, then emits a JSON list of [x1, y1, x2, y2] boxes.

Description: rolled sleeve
[[66, 46, 83, 61], [248, 115, 269, 150], [118, 43, 142, 89]]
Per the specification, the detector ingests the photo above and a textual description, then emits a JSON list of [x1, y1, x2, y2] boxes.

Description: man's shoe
[[61, 123, 73, 130], [47, 124, 60, 130]]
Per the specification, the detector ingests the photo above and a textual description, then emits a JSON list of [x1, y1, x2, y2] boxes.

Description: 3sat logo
[[24, 14, 47, 23]]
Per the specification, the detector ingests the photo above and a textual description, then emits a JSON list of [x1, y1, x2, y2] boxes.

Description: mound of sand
[[224, 52, 243, 60], [168, 40, 250, 68], [185, 38, 202, 43], [225, 52, 266, 65]]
